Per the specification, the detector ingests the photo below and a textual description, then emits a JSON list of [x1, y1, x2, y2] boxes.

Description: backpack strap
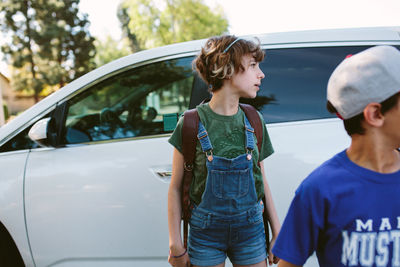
[[239, 103, 271, 252], [181, 108, 199, 248]]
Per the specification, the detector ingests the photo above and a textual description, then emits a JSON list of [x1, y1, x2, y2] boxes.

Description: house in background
[[0, 72, 35, 125], [0, 72, 9, 126]]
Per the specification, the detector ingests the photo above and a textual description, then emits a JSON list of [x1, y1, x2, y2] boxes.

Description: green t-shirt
[[168, 103, 274, 205]]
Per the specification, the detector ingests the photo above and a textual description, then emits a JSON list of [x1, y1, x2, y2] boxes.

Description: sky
[[78, 0, 400, 38], [1, 0, 400, 75]]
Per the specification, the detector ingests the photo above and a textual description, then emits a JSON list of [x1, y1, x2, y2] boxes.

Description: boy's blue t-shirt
[[272, 150, 400, 267]]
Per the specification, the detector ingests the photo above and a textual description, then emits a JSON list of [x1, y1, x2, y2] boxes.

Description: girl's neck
[[208, 89, 240, 116]]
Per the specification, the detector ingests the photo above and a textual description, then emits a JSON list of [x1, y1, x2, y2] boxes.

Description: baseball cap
[[327, 45, 400, 119]]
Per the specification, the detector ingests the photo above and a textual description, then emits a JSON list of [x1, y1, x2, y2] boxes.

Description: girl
[[168, 35, 280, 267]]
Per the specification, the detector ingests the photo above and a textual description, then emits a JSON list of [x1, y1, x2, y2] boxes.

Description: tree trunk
[[24, 0, 40, 102]]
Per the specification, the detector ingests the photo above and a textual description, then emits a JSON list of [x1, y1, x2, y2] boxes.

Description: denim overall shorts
[[188, 115, 266, 266]]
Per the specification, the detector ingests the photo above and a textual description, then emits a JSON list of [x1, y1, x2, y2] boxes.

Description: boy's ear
[[363, 103, 384, 127]]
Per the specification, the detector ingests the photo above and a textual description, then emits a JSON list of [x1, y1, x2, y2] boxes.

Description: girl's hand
[[168, 248, 190, 267], [268, 237, 280, 265]]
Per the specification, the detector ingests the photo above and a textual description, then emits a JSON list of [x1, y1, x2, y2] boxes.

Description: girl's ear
[[363, 103, 384, 127]]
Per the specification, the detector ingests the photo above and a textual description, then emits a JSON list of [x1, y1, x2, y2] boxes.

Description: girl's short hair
[[193, 35, 265, 92]]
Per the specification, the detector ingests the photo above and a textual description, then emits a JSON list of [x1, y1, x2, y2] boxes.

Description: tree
[[117, 6, 141, 52], [117, 0, 228, 51], [34, 0, 96, 88], [94, 36, 132, 67], [0, 0, 41, 101], [0, 0, 96, 102]]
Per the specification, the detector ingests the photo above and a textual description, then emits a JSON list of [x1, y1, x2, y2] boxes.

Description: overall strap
[[197, 121, 213, 152], [181, 108, 199, 248], [244, 116, 255, 152]]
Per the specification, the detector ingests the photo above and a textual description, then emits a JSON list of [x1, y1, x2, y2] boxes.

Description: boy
[[272, 45, 400, 267]]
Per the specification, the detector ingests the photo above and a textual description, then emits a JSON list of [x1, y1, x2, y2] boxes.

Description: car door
[[0, 142, 33, 266], [24, 56, 194, 267]]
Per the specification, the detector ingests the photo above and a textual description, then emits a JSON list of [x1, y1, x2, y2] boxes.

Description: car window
[[0, 110, 56, 153], [0, 127, 39, 153], [63, 56, 194, 144], [251, 46, 384, 123]]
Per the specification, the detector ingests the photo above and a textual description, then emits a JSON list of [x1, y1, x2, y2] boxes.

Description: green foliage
[[118, 0, 228, 50], [0, 0, 96, 102], [94, 36, 132, 67]]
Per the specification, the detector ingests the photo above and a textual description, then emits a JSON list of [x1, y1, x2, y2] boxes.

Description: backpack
[[180, 103, 270, 251]]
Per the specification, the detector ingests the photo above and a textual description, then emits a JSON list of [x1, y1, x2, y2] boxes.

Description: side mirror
[[28, 118, 57, 147]]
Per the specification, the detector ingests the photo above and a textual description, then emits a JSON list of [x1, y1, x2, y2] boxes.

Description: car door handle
[[156, 171, 172, 177], [150, 165, 172, 183]]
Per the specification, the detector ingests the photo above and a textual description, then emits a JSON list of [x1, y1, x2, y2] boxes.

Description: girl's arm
[[278, 259, 301, 267], [260, 161, 281, 265], [167, 148, 190, 266]]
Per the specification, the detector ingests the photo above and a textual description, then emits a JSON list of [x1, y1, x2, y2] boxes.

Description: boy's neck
[[347, 134, 400, 173]]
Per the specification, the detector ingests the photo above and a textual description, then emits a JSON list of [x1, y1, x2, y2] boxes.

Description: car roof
[[258, 26, 400, 46], [1, 26, 400, 142]]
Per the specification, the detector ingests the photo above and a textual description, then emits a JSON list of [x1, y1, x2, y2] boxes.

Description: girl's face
[[229, 54, 265, 99]]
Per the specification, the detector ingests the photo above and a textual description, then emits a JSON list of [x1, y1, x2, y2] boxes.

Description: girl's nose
[[259, 69, 265, 79]]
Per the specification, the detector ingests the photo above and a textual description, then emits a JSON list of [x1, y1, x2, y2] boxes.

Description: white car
[[1, 27, 400, 267]]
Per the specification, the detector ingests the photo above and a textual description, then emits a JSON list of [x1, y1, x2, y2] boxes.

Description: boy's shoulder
[[299, 150, 349, 195]]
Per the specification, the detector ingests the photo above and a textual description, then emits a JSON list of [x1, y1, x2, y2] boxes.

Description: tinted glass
[[64, 57, 194, 144], [0, 112, 54, 152], [252, 46, 378, 123], [0, 127, 39, 152]]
